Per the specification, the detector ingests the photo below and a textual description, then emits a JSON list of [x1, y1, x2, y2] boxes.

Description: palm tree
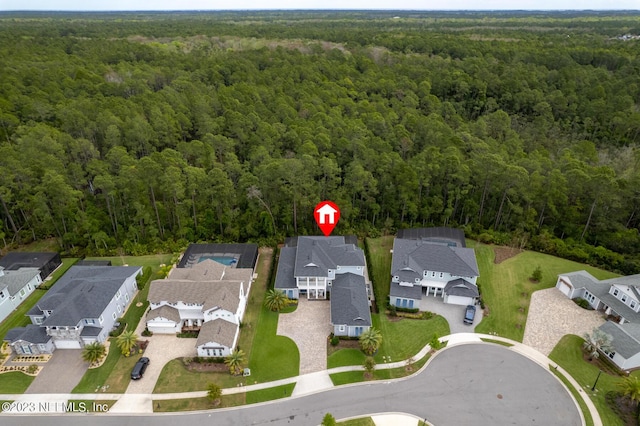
[[206, 383, 222, 406], [619, 376, 640, 417], [582, 329, 613, 360], [116, 330, 139, 356], [82, 342, 106, 364], [359, 327, 382, 356], [225, 349, 246, 375], [264, 289, 289, 312]]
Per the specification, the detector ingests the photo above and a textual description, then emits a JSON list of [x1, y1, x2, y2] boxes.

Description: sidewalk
[[0, 333, 601, 426]]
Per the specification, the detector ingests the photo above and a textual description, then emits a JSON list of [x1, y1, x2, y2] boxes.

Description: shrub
[[182, 357, 192, 366], [141, 327, 153, 337], [330, 335, 340, 346], [27, 364, 38, 374], [109, 321, 126, 337], [430, 333, 442, 351], [530, 266, 543, 282], [177, 332, 199, 338], [574, 298, 591, 309], [321, 413, 336, 426]]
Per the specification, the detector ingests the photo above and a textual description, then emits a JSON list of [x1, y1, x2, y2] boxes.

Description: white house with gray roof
[[4, 265, 141, 355], [556, 271, 640, 370], [146, 258, 255, 356], [390, 228, 480, 308], [0, 266, 42, 324], [275, 236, 371, 337]]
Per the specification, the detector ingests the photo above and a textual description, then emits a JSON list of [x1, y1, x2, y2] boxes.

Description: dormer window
[[622, 294, 628, 303], [631, 300, 637, 310]]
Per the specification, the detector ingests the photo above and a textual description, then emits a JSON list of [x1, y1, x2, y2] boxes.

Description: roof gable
[[392, 238, 479, 278], [294, 236, 365, 277], [330, 273, 371, 327]]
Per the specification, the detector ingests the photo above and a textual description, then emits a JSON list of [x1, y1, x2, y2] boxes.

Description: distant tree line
[[1, 12, 640, 273]]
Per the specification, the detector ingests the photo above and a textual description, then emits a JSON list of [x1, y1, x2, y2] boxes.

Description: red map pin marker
[[314, 201, 340, 237]]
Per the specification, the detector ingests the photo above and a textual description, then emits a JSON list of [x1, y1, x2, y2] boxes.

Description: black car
[[131, 357, 150, 380], [463, 305, 476, 325]]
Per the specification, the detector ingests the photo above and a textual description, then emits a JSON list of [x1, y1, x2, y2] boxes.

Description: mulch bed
[[606, 392, 638, 426], [327, 338, 361, 356], [494, 246, 523, 264]]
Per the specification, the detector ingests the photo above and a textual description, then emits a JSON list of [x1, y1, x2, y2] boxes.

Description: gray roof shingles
[[274, 247, 297, 289], [389, 281, 423, 299], [26, 265, 141, 327], [444, 278, 479, 298], [146, 305, 181, 323], [196, 319, 238, 349], [599, 321, 640, 359], [0, 268, 40, 296], [330, 273, 371, 327], [294, 237, 365, 278], [391, 238, 479, 280], [5, 324, 51, 344]]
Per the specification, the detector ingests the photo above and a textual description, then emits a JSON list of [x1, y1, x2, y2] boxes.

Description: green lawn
[[338, 417, 376, 426], [0, 257, 79, 341], [154, 359, 244, 393], [330, 354, 430, 386], [549, 334, 635, 426], [0, 372, 35, 393], [365, 236, 394, 312], [246, 383, 296, 404], [328, 348, 365, 369], [471, 242, 619, 341]]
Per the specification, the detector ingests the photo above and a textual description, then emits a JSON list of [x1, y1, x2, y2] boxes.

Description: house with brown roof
[[146, 244, 257, 357]]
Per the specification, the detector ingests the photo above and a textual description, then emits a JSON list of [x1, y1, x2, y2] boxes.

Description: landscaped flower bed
[[0, 365, 42, 376]]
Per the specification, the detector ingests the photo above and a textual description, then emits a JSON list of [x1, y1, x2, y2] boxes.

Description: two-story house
[[556, 271, 640, 370], [146, 243, 257, 357], [390, 228, 480, 308], [275, 236, 372, 337], [4, 265, 141, 355], [0, 267, 42, 324]]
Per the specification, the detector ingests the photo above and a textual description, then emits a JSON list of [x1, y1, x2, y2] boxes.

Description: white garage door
[[148, 325, 179, 334], [445, 295, 474, 306], [54, 340, 82, 349], [558, 282, 572, 297]]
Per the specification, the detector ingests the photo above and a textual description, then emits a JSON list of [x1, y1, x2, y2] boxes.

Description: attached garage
[[443, 279, 479, 306], [53, 339, 82, 349], [557, 279, 573, 297], [444, 294, 475, 306]]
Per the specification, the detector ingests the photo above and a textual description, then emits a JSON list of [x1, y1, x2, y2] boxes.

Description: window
[[38, 344, 46, 350], [34, 317, 43, 325], [125, 293, 129, 302], [116, 290, 121, 300], [631, 301, 637, 310], [99, 315, 104, 324], [431, 272, 436, 277], [395, 299, 401, 307], [622, 295, 628, 303], [20, 288, 26, 297], [439, 272, 443, 278], [0, 291, 5, 299], [86, 319, 95, 325], [338, 325, 346, 332], [28, 284, 32, 290], [613, 288, 620, 296], [409, 300, 414, 308], [117, 305, 122, 313], [112, 312, 117, 320]]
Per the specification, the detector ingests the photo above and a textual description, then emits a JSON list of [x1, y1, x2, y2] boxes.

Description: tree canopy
[[1, 11, 640, 272]]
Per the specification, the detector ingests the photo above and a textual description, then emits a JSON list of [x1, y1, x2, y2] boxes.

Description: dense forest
[[1, 11, 640, 272]]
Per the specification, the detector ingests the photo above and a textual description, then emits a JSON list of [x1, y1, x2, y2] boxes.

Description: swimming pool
[[198, 255, 238, 266]]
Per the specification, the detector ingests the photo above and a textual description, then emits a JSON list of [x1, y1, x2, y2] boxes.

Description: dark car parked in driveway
[[131, 357, 150, 380], [463, 305, 476, 325]]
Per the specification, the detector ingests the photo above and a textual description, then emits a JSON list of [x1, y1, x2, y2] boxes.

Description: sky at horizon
[[1, 0, 639, 12]]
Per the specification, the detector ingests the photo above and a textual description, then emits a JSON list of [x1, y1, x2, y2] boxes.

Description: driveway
[[277, 298, 331, 375], [523, 287, 606, 355], [25, 350, 88, 394], [419, 296, 483, 334]]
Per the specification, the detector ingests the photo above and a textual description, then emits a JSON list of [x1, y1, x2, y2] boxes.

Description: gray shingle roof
[[27, 266, 141, 327], [80, 326, 103, 337], [146, 305, 181, 323], [274, 247, 297, 289], [562, 271, 640, 323], [599, 321, 640, 359], [392, 238, 479, 279], [396, 227, 466, 247], [4, 324, 51, 344], [330, 273, 371, 327], [294, 236, 365, 278], [389, 281, 423, 299], [148, 281, 241, 313], [0, 267, 40, 296], [196, 319, 238, 349], [444, 278, 479, 298]]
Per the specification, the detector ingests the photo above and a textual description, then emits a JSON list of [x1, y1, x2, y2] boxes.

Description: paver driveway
[[25, 350, 88, 394], [524, 287, 605, 355], [419, 296, 483, 334], [277, 298, 331, 374]]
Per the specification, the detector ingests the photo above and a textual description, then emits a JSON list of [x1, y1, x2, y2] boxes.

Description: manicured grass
[[549, 366, 594, 426], [72, 338, 122, 393], [365, 236, 394, 312], [338, 417, 376, 426], [248, 307, 299, 382], [330, 354, 430, 386], [246, 383, 296, 404], [0, 258, 79, 341], [373, 314, 449, 363], [328, 348, 365, 369], [471, 242, 619, 341], [0, 372, 34, 393], [549, 334, 632, 426], [153, 384, 295, 412], [154, 359, 244, 393], [153, 396, 221, 412]]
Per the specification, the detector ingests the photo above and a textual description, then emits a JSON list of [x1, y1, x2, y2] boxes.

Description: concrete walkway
[[0, 333, 601, 426]]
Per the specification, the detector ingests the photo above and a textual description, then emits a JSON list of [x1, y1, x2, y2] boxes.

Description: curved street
[[1, 342, 582, 426]]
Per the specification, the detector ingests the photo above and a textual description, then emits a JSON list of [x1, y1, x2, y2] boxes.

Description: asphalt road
[[2, 343, 582, 426]]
